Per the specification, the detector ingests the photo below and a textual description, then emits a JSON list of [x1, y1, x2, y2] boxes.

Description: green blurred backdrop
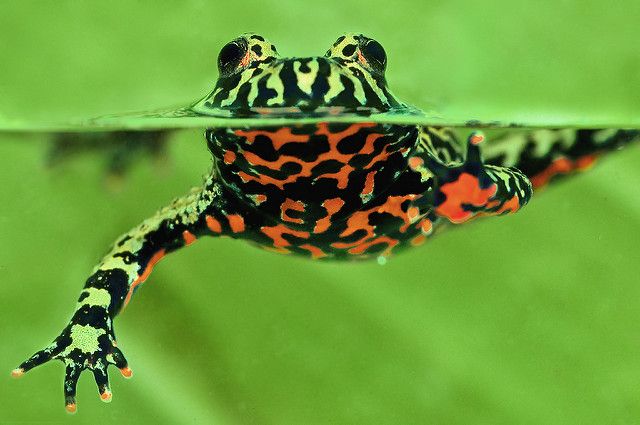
[[1, 1, 639, 424]]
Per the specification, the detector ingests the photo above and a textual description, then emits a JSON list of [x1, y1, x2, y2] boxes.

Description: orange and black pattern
[[13, 32, 639, 413], [208, 122, 430, 258]]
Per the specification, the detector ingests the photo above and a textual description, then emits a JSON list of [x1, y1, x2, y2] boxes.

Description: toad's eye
[[218, 40, 248, 77], [360, 39, 387, 74]]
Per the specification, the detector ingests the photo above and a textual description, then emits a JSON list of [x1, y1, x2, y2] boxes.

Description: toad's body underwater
[[13, 34, 639, 412]]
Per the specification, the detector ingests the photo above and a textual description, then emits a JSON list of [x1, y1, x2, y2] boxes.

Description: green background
[[1, 1, 639, 424]]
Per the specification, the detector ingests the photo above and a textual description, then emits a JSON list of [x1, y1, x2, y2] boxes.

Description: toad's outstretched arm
[[482, 129, 640, 189], [11, 177, 244, 413]]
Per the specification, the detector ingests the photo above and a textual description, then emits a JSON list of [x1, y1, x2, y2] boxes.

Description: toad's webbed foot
[[12, 309, 131, 414], [426, 131, 533, 223]]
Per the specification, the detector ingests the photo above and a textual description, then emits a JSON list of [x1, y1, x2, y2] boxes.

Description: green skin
[[12, 33, 639, 413]]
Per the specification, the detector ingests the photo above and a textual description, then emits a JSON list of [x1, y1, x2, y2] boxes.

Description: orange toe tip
[[11, 368, 24, 378], [120, 367, 133, 378], [100, 390, 113, 403], [65, 403, 77, 414], [470, 134, 485, 145]]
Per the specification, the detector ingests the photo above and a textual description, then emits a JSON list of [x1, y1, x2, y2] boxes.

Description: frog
[[12, 33, 639, 413]]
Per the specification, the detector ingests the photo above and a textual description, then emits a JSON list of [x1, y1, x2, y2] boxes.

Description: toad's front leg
[[12, 179, 245, 413], [425, 131, 534, 224]]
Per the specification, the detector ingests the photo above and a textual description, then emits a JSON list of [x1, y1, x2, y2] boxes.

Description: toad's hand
[[12, 309, 131, 414]]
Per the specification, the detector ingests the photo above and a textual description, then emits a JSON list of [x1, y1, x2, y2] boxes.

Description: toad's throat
[[207, 123, 419, 225]]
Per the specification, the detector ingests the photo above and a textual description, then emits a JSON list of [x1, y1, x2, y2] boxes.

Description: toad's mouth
[[191, 104, 392, 119]]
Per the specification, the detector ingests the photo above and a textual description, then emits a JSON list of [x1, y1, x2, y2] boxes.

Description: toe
[[64, 363, 82, 413], [93, 364, 112, 403], [16, 343, 60, 375]]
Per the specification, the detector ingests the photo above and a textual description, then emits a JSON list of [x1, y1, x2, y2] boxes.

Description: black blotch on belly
[[311, 160, 344, 175], [336, 131, 367, 154], [338, 228, 367, 244], [249, 162, 301, 180], [277, 134, 330, 162], [280, 161, 303, 175], [285, 208, 305, 222], [248, 135, 280, 161], [362, 243, 389, 255], [327, 122, 353, 132], [348, 154, 372, 168]]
